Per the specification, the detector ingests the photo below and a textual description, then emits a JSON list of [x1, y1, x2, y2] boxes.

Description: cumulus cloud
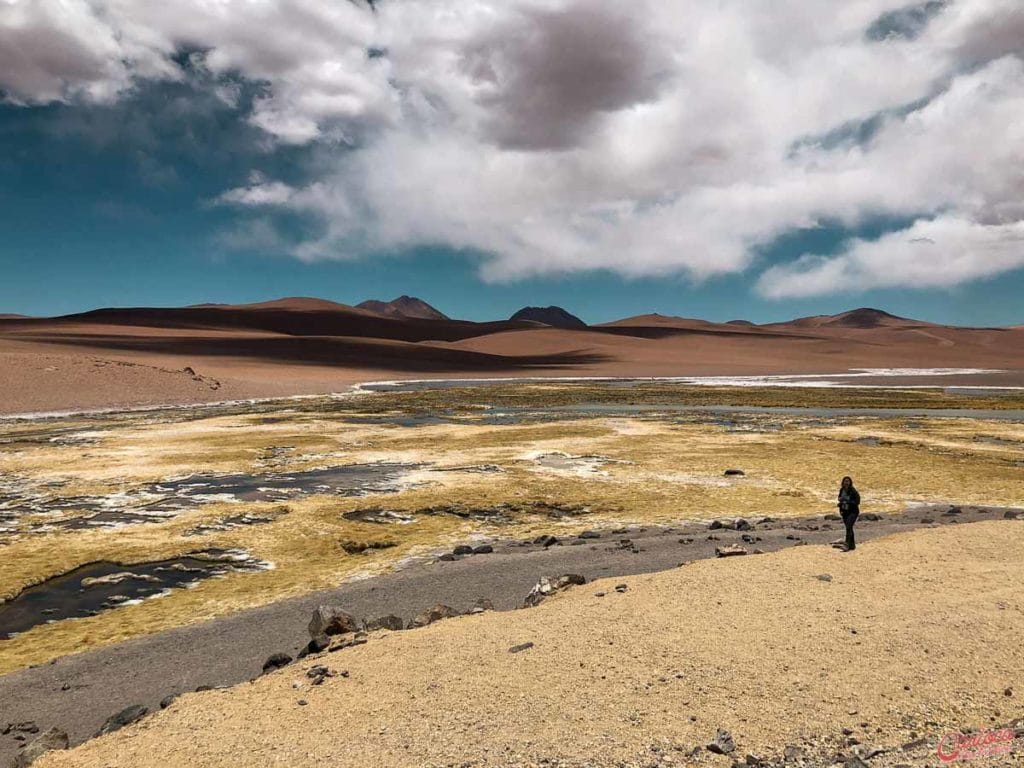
[[4, 0, 1024, 296]]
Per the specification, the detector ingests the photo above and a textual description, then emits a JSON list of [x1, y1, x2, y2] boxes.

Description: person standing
[[838, 476, 861, 551]]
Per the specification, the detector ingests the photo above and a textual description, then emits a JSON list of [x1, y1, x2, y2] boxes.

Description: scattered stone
[[945, 506, 963, 515], [715, 545, 748, 558], [308, 606, 360, 640], [304, 635, 330, 655], [159, 694, 177, 709], [452, 545, 474, 555], [437, 553, 458, 562], [509, 642, 534, 654], [408, 604, 460, 628], [262, 653, 293, 673], [297, 699, 308, 706], [594, 591, 606, 597], [578, 530, 601, 539], [472, 544, 494, 554], [614, 583, 628, 593], [534, 534, 559, 547], [845, 756, 869, 768], [364, 614, 405, 632], [1005, 687, 1013, 697], [95, 705, 148, 737], [816, 574, 834, 582], [195, 685, 213, 692], [735, 518, 752, 531], [706, 728, 736, 755], [524, 574, 585, 606], [724, 469, 745, 476], [12, 728, 68, 767], [1005, 510, 1021, 520], [306, 665, 334, 685], [862, 513, 882, 521]]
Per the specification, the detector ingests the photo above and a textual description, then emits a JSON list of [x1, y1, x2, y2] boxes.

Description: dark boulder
[[472, 544, 494, 554], [408, 604, 460, 628], [452, 545, 474, 555], [578, 530, 601, 539], [308, 606, 360, 640], [364, 615, 404, 632], [96, 705, 148, 737], [159, 694, 178, 709], [262, 652, 293, 673], [724, 469, 745, 477], [534, 534, 559, 547]]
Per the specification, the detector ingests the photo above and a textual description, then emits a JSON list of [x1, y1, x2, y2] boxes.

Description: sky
[[1, 0, 1023, 326]]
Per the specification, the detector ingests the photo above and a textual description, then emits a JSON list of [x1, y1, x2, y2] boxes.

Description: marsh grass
[[0, 385, 1021, 672]]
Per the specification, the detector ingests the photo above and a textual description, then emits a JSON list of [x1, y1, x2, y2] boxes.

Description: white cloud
[[758, 217, 1024, 298], [4, 0, 1024, 295]]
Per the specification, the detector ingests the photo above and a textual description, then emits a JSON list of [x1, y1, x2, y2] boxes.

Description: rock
[[715, 545, 748, 558], [533, 534, 559, 547], [262, 652, 293, 673], [159, 694, 177, 709], [364, 614, 405, 632], [470, 598, 494, 613], [12, 728, 69, 767], [862, 513, 881, 521], [735, 518, 752, 531], [553, 573, 586, 589], [509, 642, 534, 654], [2, 723, 39, 736], [1005, 510, 1021, 519], [305, 635, 331, 654], [327, 632, 368, 651], [845, 756, 869, 768], [706, 728, 736, 754], [308, 606, 360, 640], [709, 519, 738, 530], [614, 583, 628, 593], [472, 544, 494, 554], [594, 591, 606, 597], [524, 574, 585, 606], [578, 530, 601, 539], [452, 545, 474, 555], [96, 705, 148, 736], [920, 517, 935, 524], [783, 745, 804, 761], [724, 469, 745, 476], [408, 604, 460, 628], [1005, 686, 1013, 696], [945, 506, 962, 515], [438, 553, 458, 562], [816, 574, 834, 582], [306, 665, 334, 685], [195, 685, 213, 692]]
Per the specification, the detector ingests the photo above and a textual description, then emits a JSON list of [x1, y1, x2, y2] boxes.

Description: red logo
[[937, 729, 1018, 762]]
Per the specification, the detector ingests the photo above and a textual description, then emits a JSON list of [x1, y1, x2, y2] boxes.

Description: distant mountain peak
[[509, 306, 587, 329], [356, 296, 449, 320], [826, 307, 914, 328]]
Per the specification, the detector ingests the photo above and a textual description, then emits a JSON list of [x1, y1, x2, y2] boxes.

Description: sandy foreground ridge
[[34, 521, 1024, 768]]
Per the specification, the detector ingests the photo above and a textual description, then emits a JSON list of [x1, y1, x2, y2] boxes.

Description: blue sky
[[2, 1, 1023, 326]]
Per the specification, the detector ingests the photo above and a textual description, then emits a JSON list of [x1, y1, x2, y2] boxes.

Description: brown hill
[[2, 300, 1024, 415], [357, 296, 449, 321], [509, 306, 587, 329]]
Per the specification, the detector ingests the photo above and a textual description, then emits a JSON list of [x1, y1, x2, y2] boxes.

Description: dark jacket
[[838, 486, 861, 515]]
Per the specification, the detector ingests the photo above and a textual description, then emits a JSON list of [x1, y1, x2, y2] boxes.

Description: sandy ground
[[29, 519, 1024, 768], [0, 506, 1012, 765]]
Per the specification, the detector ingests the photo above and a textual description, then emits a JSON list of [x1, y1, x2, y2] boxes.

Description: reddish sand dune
[[1, 302, 1023, 414]]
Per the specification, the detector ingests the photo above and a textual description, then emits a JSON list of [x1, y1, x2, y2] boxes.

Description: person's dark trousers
[[841, 510, 859, 550]]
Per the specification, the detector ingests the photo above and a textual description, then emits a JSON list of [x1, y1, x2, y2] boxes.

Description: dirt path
[[0, 504, 1018, 763]]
